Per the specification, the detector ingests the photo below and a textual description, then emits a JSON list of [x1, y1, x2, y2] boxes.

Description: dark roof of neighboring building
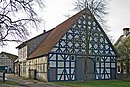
[[114, 33, 130, 57], [0, 52, 18, 62], [114, 33, 130, 47], [28, 9, 90, 59], [123, 28, 129, 30], [114, 35, 124, 47]]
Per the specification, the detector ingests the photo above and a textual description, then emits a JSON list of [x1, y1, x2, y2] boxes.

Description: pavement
[[0, 74, 69, 87]]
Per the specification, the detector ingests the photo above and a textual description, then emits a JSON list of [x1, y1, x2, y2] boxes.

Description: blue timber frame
[[48, 53, 76, 82], [47, 12, 117, 81]]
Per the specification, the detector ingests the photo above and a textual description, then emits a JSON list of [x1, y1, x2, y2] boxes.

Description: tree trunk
[[84, 11, 89, 81]]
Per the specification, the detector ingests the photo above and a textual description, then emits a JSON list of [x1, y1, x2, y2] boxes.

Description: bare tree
[[73, 0, 115, 43], [74, 0, 110, 81], [0, 0, 44, 46], [74, 0, 110, 31]]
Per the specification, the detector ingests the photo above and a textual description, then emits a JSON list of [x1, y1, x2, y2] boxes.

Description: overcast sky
[[1, 0, 130, 55]]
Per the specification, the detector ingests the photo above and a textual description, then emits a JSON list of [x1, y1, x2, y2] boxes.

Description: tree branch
[[0, 0, 44, 46]]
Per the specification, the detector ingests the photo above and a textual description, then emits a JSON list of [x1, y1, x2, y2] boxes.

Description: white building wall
[[0, 54, 14, 72], [27, 56, 48, 81], [18, 46, 28, 77], [18, 46, 27, 62]]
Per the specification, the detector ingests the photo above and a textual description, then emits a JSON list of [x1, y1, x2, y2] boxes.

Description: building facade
[[0, 52, 18, 73], [115, 28, 130, 75], [16, 29, 52, 79], [16, 9, 117, 82]]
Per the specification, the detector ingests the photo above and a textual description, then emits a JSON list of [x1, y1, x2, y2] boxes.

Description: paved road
[[0, 74, 69, 87]]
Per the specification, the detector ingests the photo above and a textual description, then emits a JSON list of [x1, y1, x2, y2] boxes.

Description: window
[[43, 63, 47, 72], [71, 56, 75, 61], [50, 61, 56, 67], [117, 66, 121, 73], [36, 63, 47, 73], [23, 62, 26, 74], [96, 56, 100, 62], [123, 64, 127, 74]]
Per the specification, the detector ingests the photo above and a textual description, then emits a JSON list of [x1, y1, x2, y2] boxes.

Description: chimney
[[123, 28, 129, 36], [43, 30, 46, 33]]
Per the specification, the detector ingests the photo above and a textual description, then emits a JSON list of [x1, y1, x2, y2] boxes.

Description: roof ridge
[[1, 51, 18, 56], [0, 51, 18, 61]]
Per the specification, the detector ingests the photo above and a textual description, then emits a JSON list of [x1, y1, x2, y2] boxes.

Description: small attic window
[[71, 55, 75, 61]]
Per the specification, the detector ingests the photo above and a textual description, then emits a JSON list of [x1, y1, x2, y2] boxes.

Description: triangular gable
[[86, 12, 118, 56], [49, 11, 117, 57]]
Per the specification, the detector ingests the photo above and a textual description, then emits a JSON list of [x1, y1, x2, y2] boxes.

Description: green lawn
[[0, 80, 19, 85], [53, 80, 130, 87]]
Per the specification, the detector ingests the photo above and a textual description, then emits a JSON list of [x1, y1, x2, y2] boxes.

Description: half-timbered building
[[16, 9, 117, 82], [0, 52, 18, 73], [115, 28, 130, 76]]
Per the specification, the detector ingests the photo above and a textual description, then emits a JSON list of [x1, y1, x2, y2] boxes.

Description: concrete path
[[1, 74, 69, 87]]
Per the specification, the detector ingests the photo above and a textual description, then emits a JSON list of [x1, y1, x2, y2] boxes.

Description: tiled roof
[[16, 29, 53, 49], [28, 9, 90, 59], [0, 52, 18, 62], [114, 33, 130, 47], [26, 29, 53, 55]]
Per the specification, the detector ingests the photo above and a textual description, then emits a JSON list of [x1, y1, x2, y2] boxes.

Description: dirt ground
[[0, 74, 69, 87]]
